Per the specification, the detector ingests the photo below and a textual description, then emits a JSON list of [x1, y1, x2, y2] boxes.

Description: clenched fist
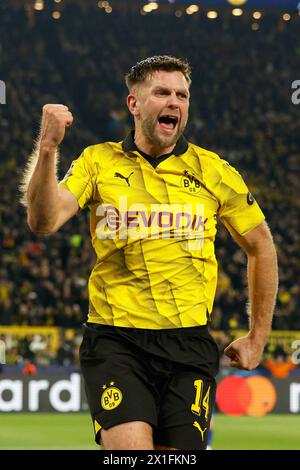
[[40, 104, 73, 148], [224, 335, 265, 370]]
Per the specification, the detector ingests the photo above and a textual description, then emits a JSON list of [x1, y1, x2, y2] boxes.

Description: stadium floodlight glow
[[148, 2, 159, 10], [232, 8, 243, 16], [186, 5, 199, 15], [253, 11, 262, 20], [34, 0, 44, 11], [283, 13, 291, 21], [98, 1, 109, 8], [252, 22, 259, 30], [227, 0, 247, 5], [175, 10, 182, 17], [52, 11, 61, 19], [207, 11, 218, 19], [151, 2, 159, 10], [54, 0, 62, 3], [143, 2, 158, 12], [105, 6, 112, 13]]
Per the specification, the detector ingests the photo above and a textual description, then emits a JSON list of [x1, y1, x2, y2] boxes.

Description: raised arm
[[224, 221, 278, 370], [20, 104, 79, 234]]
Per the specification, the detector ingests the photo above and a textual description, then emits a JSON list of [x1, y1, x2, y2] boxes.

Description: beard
[[141, 113, 185, 150]]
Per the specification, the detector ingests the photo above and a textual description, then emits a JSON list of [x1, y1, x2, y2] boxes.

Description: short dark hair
[[125, 55, 192, 90]]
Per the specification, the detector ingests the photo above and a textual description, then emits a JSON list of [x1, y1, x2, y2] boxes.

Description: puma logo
[[114, 171, 134, 187], [193, 421, 207, 442]]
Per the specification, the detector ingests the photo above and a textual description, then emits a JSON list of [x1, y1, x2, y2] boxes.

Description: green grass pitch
[[0, 413, 299, 450]]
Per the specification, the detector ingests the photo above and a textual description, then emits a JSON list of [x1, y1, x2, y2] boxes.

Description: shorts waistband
[[85, 322, 209, 336]]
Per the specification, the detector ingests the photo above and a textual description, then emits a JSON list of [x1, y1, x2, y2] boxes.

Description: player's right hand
[[40, 104, 74, 148]]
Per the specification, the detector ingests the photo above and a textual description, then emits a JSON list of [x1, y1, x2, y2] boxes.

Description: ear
[[127, 92, 140, 117]]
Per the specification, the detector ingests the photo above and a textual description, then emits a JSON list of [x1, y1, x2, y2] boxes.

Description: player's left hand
[[224, 335, 265, 370]]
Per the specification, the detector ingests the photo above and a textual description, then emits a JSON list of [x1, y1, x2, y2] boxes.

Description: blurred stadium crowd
[[0, 1, 299, 370]]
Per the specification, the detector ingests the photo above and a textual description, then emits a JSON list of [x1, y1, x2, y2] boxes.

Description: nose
[[166, 91, 180, 108]]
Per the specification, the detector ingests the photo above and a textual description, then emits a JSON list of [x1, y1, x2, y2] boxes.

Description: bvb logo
[[181, 171, 201, 194], [101, 382, 123, 410]]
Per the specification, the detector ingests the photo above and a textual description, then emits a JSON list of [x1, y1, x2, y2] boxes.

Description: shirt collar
[[122, 130, 189, 157]]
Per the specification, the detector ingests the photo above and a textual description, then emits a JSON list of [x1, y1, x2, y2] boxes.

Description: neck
[[134, 130, 176, 158]]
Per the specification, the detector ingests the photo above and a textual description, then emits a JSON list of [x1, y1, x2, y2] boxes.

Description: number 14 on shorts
[[191, 379, 210, 419], [191, 380, 211, 443]]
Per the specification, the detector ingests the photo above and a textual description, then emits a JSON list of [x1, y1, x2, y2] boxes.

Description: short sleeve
[[58, 148, 95, 209], [218, 161, 265, 236]]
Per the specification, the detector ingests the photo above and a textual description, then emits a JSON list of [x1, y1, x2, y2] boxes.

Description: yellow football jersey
[[59, 131, 265, 329]]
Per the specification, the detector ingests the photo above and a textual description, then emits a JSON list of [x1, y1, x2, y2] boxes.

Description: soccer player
[[21, 56, 278, 450]]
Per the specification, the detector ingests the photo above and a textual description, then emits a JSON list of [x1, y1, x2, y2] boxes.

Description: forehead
[[144, 70, 190, 92]]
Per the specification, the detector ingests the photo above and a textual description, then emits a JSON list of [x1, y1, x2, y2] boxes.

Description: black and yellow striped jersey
[[59, 131, 265, 329]]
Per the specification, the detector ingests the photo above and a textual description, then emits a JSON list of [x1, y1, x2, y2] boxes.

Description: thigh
[[155, 372, 216, 450], [101, 421, 154, 450], [80, 325, 159, 444]]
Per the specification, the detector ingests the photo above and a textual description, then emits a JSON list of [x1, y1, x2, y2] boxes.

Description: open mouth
[[158, 115, 179, 131]]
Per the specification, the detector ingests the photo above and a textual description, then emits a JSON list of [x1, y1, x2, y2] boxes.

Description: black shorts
[[80, 323, 219, 450]]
